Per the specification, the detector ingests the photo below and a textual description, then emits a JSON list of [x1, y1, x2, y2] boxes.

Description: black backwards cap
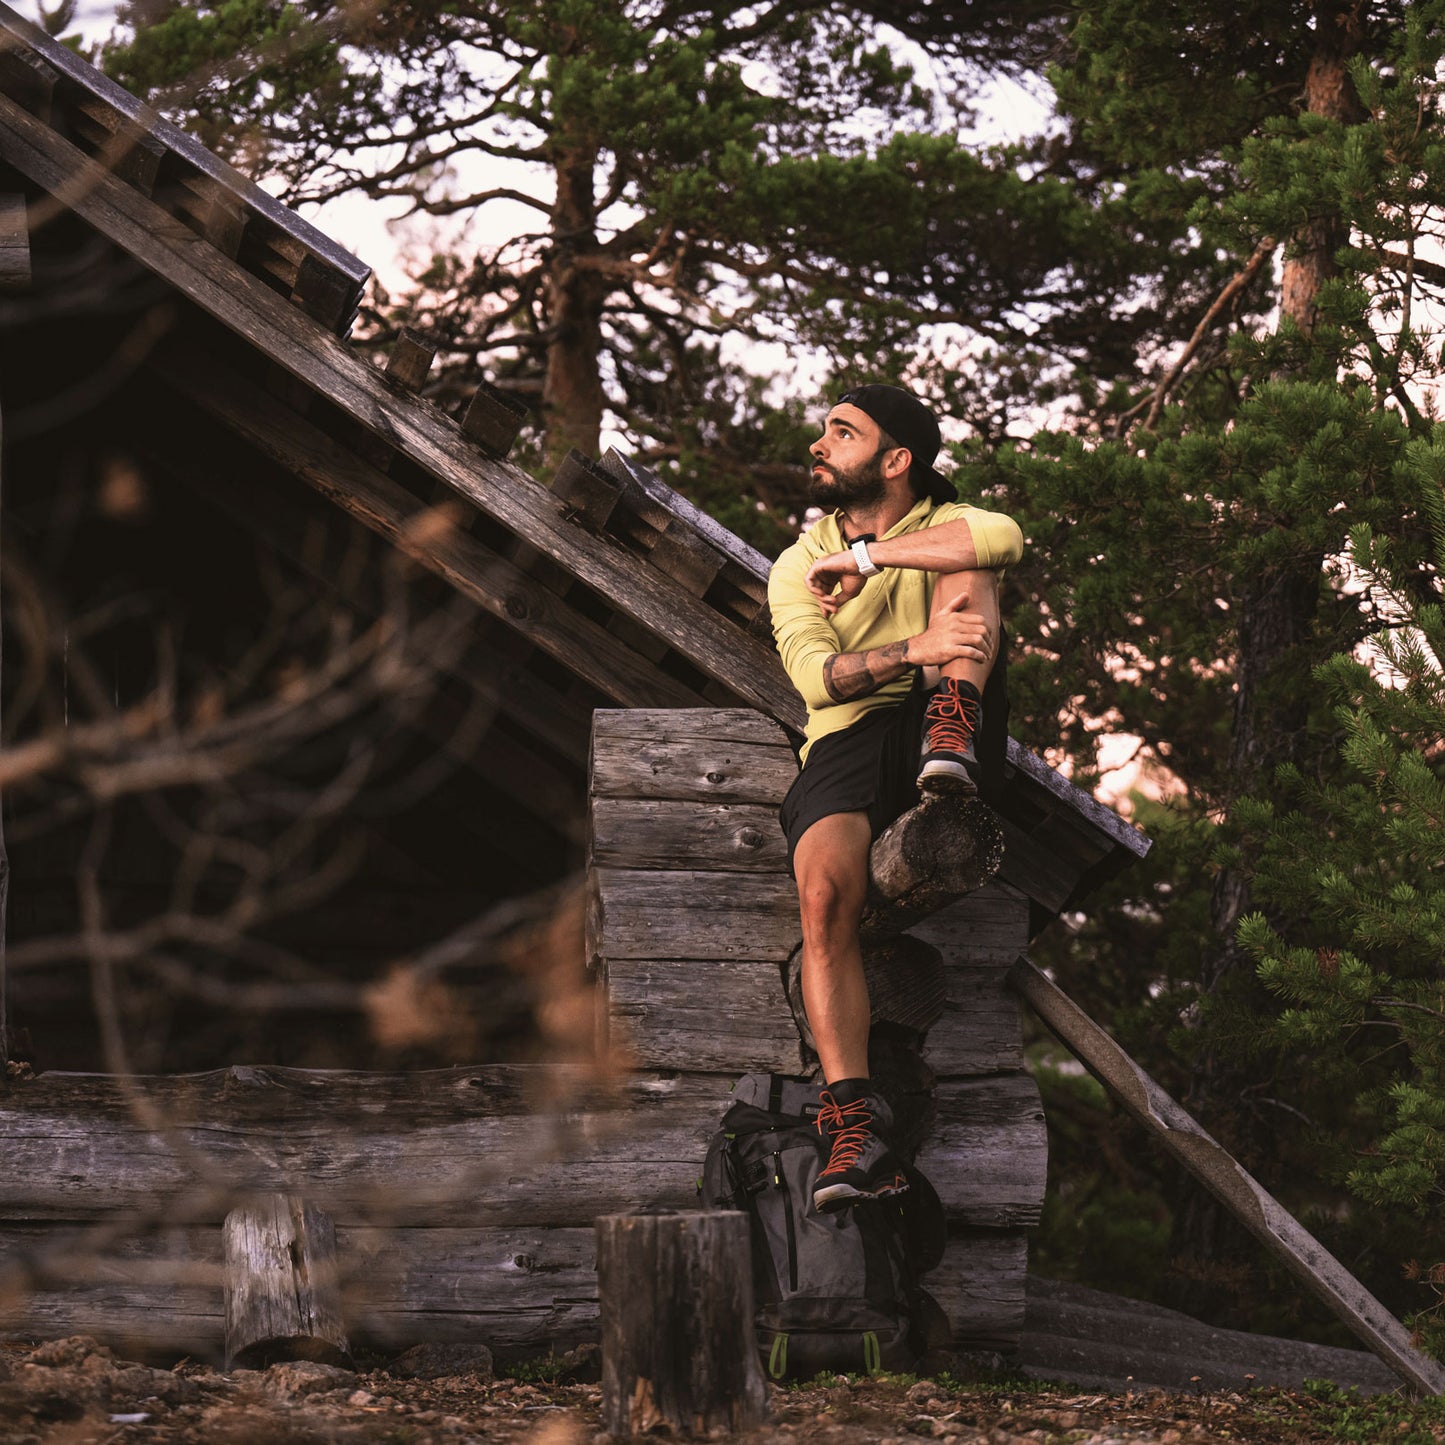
[[835, 384, 957, 506]]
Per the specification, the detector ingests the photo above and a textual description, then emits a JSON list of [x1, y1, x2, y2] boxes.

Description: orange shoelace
[[925, 683, 979, 753], [816, 1091, 874, 1177]]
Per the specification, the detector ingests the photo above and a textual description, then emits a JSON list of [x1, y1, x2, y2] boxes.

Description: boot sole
[[813, 1178, 912, 1213], [917, 762, 978, 796]]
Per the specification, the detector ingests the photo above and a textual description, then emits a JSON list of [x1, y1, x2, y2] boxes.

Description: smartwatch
[[851, 538, 880, 577]]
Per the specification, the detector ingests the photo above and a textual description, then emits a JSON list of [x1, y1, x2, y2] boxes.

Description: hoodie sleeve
[[931, 503, 1025, 570], [768, 541, 839, 710]]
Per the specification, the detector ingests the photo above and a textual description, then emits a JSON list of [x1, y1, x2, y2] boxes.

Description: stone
[[255, 1360, 358, 1398], [387, 1342, 494, 1381]]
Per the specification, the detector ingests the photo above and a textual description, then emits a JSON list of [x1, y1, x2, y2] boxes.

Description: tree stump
[[596, 1211, 767, 1436], [223, 1194, 351, 1370]]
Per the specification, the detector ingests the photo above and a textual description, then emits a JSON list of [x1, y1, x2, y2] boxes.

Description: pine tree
[[1233, 453, 1445, 1342], [959, 0, 1445, 1323]]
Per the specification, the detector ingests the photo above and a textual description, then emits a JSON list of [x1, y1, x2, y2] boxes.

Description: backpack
[[698, 1072, 947, 1381]]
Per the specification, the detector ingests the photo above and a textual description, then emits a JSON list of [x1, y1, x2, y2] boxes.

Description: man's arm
[[820, 596, 993, 702], [806, 512, 1023, 608]]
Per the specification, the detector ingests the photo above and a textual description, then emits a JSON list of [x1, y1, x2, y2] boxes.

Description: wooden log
[[461, 379, 527, 458], [592, 867, 798, 961], [923, 1228, 1029, 1353], [169, 172, 246, 257], [1009, 956, 1445, 1396], [290, 250, 360, 333], [597, 1211, 767, 1437], [589, 798, 787, 873], [0, 1220, 1029, 1360], [785, 934, 947, 1057], [0, 1066, 1042, 1231], [863, 794, 1005, 940], [590, 735, 797, 808], [0, 192, 27, 291], [605, 958, 801, 1074], [648, 520, 726, 598], [918, 1075, 1048, 1228], [223, 1195, 350, 1369], [384, 328, 436, 393], [69, 96, 164, 196]]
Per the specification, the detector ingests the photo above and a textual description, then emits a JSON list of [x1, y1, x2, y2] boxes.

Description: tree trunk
[[541, 147, 609, 473]]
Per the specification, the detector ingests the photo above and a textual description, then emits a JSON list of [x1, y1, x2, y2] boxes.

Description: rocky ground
[[1, 1335, 1439, 1444]]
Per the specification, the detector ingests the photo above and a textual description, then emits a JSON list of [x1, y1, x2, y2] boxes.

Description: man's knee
[[793, 814, 869, 939]]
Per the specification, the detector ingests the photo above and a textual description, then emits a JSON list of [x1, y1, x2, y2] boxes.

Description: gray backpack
[[699, 1073, 946, 1380]]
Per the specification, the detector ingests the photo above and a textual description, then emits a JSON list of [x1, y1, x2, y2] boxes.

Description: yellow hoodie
[[768, 497, 1023, 760]]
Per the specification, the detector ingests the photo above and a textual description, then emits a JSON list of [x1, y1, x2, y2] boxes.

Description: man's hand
[[904, 591, 994, 668], [805, 551, 866, 616]]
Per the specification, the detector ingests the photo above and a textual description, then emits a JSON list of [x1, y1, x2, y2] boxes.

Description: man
[[768, 384, 1023, 1213]]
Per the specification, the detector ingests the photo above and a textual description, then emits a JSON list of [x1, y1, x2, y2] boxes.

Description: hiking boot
[[813, 1082, 910, 1213], [917, 678, 982, 795]]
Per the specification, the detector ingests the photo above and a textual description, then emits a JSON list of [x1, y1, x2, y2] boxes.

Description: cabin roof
[[0, 3, 1149, 931]]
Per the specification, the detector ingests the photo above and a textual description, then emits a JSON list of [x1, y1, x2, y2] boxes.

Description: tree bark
[[541, 147, 609, 473], [596, 1211, 768, 1437]]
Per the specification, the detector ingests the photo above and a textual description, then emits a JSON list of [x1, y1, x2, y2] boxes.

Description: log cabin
[[0, 3, 1150, 1365]]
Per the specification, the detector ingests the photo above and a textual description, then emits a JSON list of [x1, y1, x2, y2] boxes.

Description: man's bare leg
[[793, 809, 909, 1211], [793, 810, 872, 1084], [919, 569, 1000, 791]]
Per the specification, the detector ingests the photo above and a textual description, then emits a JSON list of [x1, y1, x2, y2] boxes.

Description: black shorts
[[778, 673, 929, 875]]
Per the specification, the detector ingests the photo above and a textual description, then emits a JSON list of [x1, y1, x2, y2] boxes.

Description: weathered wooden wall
[[588, 707, 1045, 1352]]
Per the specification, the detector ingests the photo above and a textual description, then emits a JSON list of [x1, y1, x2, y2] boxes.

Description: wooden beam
[[0, 191, 27, 291], [145, 347, 708, 713], [0, 1218, 1026, 1359], [0, 93, 802, 727], [1008, 956, 1445, 1396], [0, 1064, 1040, 1232]]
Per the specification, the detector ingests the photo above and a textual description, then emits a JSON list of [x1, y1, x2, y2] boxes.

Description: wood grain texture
[[592, 868, 799, 961], [597, 1212, 768, 1435], [917, 1075, 1048, 1228], [0, 1220, 1028, 1358], [223, 1195, 349, 1368], [0, 1067, 1040, 1231], [589, 798, 788, 873], [923, 1229, 1029, 1352], [605, 958, 802, 1074]]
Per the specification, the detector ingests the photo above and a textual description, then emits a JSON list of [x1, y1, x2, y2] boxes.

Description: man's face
[[808, 404, 895, 510]]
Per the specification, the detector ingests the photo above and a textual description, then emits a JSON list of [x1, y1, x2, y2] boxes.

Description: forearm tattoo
[[822, 639, 910, 703]]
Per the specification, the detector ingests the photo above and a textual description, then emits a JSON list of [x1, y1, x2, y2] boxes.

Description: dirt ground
[[2, 1334, 1432, 1445]]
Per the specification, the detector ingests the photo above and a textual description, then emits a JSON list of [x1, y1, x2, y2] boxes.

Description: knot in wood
[[504, 594, 529, 621], [735, 827, 764, 850], [704, 770, 727, 785]]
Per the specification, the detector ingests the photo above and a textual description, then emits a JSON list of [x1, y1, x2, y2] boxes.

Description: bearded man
[[768, 384, 1024, 1212]]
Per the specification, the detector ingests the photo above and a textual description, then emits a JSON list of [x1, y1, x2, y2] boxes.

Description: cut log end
[[864, 795, 1005, 939]]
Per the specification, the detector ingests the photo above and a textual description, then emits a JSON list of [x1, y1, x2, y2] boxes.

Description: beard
[[808, 449, 888, 510]]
